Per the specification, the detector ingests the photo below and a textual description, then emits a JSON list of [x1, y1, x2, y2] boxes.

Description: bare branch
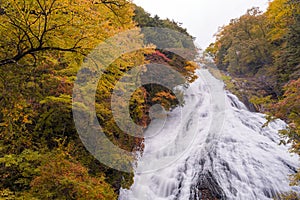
[[0, 46, 83, 67], [99, 0, 127, 7]]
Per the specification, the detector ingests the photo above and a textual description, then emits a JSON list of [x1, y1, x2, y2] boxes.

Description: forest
[[0, 0, 197, 199]]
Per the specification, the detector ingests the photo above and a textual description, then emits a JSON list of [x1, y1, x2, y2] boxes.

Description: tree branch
[[0, 46, 83, 67]]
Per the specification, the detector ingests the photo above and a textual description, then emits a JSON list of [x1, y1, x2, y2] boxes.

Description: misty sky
[[133, 0, 270, 49]]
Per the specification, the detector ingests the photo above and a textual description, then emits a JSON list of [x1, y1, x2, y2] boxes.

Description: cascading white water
[[119, 69, 299, 200]]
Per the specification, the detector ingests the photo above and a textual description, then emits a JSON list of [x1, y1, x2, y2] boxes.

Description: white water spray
[[119, 69, 299, 200]]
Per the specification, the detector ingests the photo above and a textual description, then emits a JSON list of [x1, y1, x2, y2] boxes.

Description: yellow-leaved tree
[[0, 0, 144, 199]]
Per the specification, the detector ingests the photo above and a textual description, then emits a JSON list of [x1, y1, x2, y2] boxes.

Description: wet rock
[[190, 171, 226, 200]]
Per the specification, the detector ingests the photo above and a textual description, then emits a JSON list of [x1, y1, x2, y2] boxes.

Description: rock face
[[190, 171, 226, 200], [223, 75, 270, 113], [241, 95, 257, 112]]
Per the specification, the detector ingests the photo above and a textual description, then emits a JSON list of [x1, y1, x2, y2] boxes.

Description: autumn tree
[[208, 7, 271, 76], [0, 0, 138, 197], [270, 78, 300, 186], [266, 0, 300, 85], [0, 0, 133, 66]]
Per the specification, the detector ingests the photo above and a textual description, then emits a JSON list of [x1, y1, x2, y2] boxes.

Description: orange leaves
[[30, 152, 117, 199], [184, 61, 198, 83], [152, 91, 177, 110], [152, 91, 177, 101], [273, 78, 300, 120]]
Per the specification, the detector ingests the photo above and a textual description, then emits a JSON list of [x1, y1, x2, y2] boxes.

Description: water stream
[[119, 69, 299, 200]]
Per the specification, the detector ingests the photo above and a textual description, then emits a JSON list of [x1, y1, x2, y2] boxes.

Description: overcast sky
[[133, 0, 270, 49]]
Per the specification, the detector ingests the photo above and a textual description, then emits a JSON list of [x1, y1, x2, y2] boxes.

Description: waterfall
[[119, 69, 299, 200]]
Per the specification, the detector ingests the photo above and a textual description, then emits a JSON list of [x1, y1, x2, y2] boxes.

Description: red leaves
[[273, 78, 300, 120], [146, 50, 171, 63]]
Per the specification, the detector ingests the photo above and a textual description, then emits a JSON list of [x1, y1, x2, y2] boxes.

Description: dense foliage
[[205, 0, 300, 193], [0, 0, 197, 199], [133, 6, 196, 50]]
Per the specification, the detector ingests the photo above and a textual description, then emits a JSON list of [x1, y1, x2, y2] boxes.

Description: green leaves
[[210, 7, 272, 76], [0, 150, 42, 191]]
